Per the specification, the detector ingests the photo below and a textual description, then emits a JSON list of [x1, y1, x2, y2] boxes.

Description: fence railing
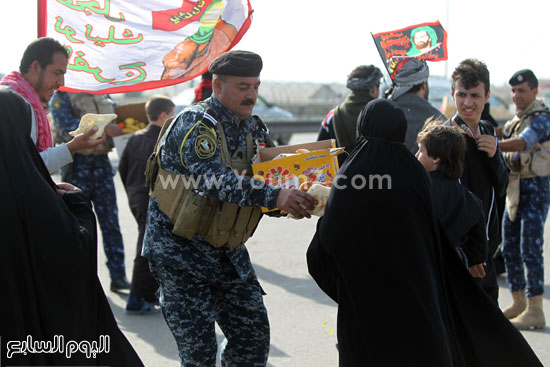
[[263, 118, 322, 134], [264, 116, 510, 136]]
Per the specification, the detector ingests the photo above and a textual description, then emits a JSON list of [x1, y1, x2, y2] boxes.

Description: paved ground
[[54, 133, 550, 366]]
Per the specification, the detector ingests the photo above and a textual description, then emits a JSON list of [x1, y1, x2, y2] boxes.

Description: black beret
[[509, 69, 538, 87], [208, 50, 262, 77]]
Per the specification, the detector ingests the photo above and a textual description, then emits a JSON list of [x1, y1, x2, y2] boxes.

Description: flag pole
[[37, 0, 46, 37], [371, 32, 392, 80]]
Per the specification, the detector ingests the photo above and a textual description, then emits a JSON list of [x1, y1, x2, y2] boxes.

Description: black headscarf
[[307, 99, 542, 367], [0, 88, 144, 366]]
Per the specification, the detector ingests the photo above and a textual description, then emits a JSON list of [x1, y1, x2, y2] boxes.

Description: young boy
[[119, 95, 175, 314], [416, 124, 488, 279]]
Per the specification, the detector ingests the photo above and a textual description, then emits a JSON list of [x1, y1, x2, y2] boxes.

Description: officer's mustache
[[240, 99, 255, 106]]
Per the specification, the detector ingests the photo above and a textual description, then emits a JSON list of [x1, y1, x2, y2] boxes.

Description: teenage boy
[[444, 59, 509, 304]]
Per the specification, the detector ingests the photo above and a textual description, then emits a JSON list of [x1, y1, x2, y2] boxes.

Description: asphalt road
[[54, 133, 550, 366]]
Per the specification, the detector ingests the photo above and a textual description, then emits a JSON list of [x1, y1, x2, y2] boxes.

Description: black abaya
[[307, 99, 542, 367], [0, 88, 144, 366]]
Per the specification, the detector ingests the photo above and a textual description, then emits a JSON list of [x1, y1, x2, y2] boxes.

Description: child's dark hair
[[417, 122, 467, 180]]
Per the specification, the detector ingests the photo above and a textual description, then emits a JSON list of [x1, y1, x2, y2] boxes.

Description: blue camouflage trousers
[[502, 176, 550, 297], [149, 258, 270, 367], [61, 154, 126, 280]]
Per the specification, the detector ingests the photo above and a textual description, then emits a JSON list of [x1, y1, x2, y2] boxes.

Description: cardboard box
[[114, 102, 148, 125], [112, 103, 148, 157], [251, 140, 343, 212]]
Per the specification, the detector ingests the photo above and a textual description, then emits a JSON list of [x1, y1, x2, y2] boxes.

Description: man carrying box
[[143, 50, 317, 367]]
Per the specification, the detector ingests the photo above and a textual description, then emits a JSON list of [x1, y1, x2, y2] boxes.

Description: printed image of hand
[[276, 188, 318, 219], [476, 134, 497, 158], [66, 127, 107, 154]]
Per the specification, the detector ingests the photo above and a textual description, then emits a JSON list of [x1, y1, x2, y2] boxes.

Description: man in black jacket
[[119, 95, 175, 314], [444, 59, 509, 304]]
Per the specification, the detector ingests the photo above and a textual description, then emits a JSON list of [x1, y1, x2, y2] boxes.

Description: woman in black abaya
[[0, 88, 144, 366], [306, 99, 542, 367]]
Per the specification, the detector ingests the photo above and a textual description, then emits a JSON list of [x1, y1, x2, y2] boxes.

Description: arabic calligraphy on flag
[[371, 21, 447, 79], [38, 0, 253, 93]]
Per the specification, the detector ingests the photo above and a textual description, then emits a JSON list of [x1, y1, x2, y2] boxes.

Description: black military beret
[[208, 50, 262, 77], [509, 69, 538, 87]]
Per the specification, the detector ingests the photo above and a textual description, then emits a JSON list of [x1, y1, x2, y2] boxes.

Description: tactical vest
[[503, 100, 550, 178], [145, 104, 266, 249]]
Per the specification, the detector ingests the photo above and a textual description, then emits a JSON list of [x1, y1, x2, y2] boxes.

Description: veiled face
[[358, 99, 407, 143]]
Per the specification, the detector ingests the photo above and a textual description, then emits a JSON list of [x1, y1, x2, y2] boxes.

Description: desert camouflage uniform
[[502, 105, 550, 297], [143, 95, 280, 367]]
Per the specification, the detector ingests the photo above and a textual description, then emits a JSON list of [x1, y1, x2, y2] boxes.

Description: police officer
[[143, 50, 317, 367], [498, 69, 550, 330], [49, 91, 130, 292]]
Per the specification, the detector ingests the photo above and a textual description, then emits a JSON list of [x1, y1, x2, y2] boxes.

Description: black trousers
[[130, 204, 159, 302]]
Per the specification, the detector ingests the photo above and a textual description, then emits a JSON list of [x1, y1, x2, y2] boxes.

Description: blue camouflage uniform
[[502, 107, 550, 298], [143, 95, 280, 367], [49, 91, 126, 281]]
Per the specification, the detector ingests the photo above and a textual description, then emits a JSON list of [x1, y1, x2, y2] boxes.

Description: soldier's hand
[[276, 188, 318, 219], [468, 263, 486, 278], [66, 127, 107, 154], [476, 134, 497, 158]]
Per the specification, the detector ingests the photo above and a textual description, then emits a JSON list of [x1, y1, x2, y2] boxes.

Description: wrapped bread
[[69, 113, 117, 139], [301, 182, 331, 217], [296, 148, 310, 154], [285, 181, 332, 218], [272, 153, 297, 160]]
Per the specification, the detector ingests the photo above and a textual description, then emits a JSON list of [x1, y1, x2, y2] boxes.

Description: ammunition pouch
[[151, 167, 262, 248], [503, 106, 550, 178], [145, 108, 264, 249]]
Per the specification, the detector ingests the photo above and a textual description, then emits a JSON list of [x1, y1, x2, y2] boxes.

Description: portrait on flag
[[38, 0, 253, 93], [371, 21, 447, 78]]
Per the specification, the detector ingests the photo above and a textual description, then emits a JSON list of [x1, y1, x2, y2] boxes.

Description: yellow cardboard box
[[251, 140, 343, 212]]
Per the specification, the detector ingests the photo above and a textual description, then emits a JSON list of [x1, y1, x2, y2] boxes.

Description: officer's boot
[[511, 295, 546, 330], [502, 289, 526, 319]]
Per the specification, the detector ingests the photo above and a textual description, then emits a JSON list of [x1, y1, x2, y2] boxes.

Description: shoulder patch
[[195, 133, 217, 159]]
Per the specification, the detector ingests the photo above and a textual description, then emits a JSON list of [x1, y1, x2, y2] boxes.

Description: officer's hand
[[66, 127, 107, 154], [468, 263, 486, 278], [276, 188, 318, 219], [476, 134, 497, 158]]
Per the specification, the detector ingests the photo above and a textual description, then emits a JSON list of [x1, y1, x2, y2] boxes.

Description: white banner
[[39, 0, 253, 93]]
